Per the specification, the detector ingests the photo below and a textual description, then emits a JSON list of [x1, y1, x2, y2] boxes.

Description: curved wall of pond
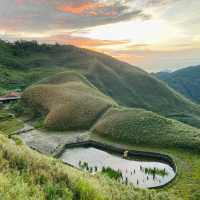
[[56, 140, 177, 189]]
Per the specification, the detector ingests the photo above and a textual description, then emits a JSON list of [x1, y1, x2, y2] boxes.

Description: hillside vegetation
[[1, 109, 199, 200], [22, 72, 116, 131], [1, 40, 200, 127], [0, 109, 23, 135], [1, 40, 200, 199], [1, 132, 178, 200], [92, 107, 200, 152], [154, 65, 200, 104], [21, 72, 200, 153], [0, 109, 175, 200]]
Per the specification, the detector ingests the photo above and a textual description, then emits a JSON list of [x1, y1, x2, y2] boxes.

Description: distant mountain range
[[154, 65, 200, 104]]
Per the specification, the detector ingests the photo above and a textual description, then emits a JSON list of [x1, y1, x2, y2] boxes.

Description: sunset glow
[[0, 0, 200, 71]]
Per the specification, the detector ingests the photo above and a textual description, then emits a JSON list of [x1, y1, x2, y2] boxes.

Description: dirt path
[[17, 105, 112, 156], [18, 124, 90, 155]]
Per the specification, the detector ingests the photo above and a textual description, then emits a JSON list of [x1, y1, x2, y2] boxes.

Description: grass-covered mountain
[[22, 72, 116, 131], [93, 107, 200, 152], [21, 71, 200, 152], [1, 39, 200, 199], [154, 65, 200, 104], [1, 39, 200, 127]]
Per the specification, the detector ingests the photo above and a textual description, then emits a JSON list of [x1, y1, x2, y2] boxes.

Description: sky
[[0, 0, 200, 72]]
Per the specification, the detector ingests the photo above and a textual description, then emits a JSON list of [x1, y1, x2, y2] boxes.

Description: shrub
[[101, 167, 122, 181], [191, 191, 200, 200], [44, 184, 73, 200]]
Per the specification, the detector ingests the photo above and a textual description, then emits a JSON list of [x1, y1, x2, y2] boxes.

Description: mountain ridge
[[1, 39, 200, 127], [154, 65, 200, 104]]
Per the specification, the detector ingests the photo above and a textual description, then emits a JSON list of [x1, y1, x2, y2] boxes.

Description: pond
[[60, 146, 176, 188]]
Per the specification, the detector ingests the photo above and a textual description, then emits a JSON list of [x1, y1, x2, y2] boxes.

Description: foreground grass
[[0, 109, 23, 135], [0, 108, 198, 200], [0, 109, 176, 200], [91, 135, 200, 200], [0, 133, 178, 200]]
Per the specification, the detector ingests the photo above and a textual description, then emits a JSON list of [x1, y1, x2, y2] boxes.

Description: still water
[[60, 147, 175, 188]]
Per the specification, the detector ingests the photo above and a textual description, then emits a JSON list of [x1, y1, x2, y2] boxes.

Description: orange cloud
[[57, 1, 114, 16], [104, 50, 145, 64], [68, 38, 128, 48], [44, 34, 129, 49]]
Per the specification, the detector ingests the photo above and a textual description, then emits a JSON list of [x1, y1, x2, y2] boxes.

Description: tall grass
[[93, 107, 200, 152], [22, 72, 116, 131], [0, 133, 177, 200]]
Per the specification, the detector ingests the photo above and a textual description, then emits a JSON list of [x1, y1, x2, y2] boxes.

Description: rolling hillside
[[154, 65, 200, 104], [1, 40, 200, 127], [1, 40, 200, 199], [1, 105, 200, 200], [22, 72, 200, 153], [22, 72, 116, 131], [93, 107, 200, 152]]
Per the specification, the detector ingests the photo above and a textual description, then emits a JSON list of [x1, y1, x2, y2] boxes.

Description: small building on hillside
[[3, 92, 21, 98], [0, 91, 21, 104]]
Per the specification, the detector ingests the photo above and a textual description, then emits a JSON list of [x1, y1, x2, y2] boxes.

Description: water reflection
[[60, 147, 175, 188]]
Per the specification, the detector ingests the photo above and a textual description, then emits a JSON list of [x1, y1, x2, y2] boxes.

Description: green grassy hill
[[154, 65, 200, 104], [92, 107, 200, 152], [22, 72, 200, 153], [1, 40, 200, 127], [22, 72, 116, 131]]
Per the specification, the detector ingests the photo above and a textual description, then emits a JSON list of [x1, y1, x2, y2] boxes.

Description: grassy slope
[[154, 65, 200, 104], [0, 109, 23, 135], [92, 107, 200, 152], [22, 72, 200, 153], [91, 135, 200, 200], [0, 40, 200, 199], [0, 109, 176, 200], [22, 72, 116, 131], [1, 40, 200, 127], [2, 134, 174, 200], [0, 64, 64, 92], [1, 108, 198, 200], [0, 86, 6, 95]]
